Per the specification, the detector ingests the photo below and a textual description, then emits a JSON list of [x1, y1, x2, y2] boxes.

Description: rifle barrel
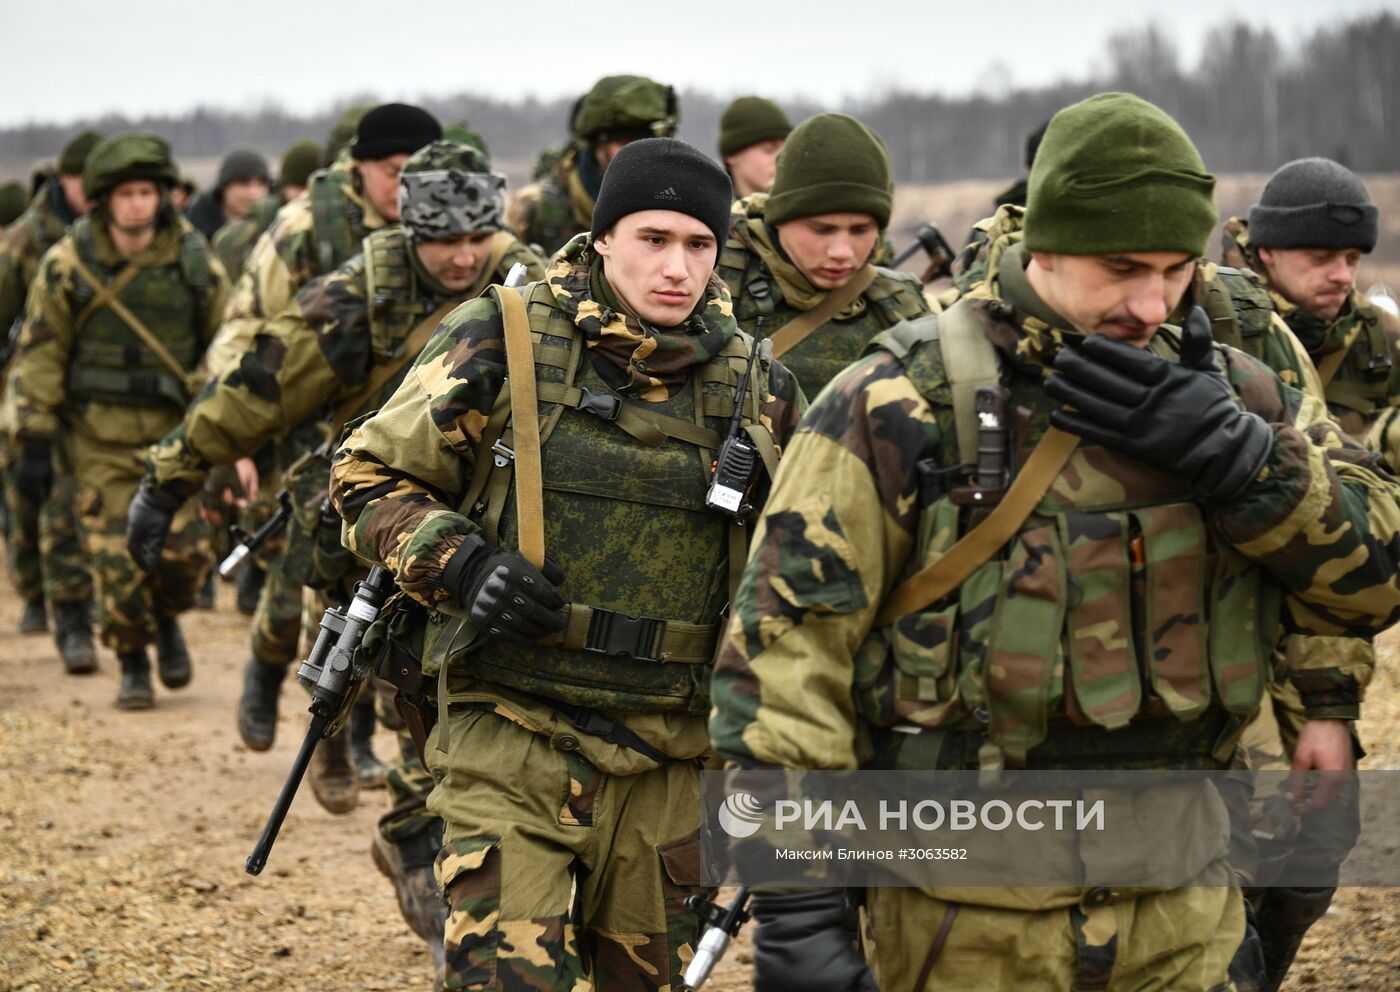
[[245, 709, 328, 875]]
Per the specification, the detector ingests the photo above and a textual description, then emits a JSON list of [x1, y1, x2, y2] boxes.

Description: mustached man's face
[[1258, 246, 1362, 321], [1027, 250, 1198, 347]]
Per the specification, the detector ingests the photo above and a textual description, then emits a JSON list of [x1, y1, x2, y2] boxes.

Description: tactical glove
[[1044, 306, 1274, 505], [443, 535, 566, 644], [126, 482, 184, 572], [751, 889, 877, 992], [16, 439, 55, 503]]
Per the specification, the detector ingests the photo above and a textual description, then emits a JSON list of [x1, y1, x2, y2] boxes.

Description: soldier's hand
[[15, 439, 55, 503], [1044, 306, 1275, 504], [443, 536, 566, 644], [1287, 718, 1355, 815], [751, 889, 878, 992], [126, 481, 184, 572]]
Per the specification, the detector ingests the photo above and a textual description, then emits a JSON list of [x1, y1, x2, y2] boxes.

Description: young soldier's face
[[593, 210, 717, 327], [1028, 250, 1196, 347], [221, 176, 270, 221], [106, 180, 161, 233], [356, 154, 411, 222], [775, 212, 880, 290], [414, 232, 495, 292], [1257, 246, 1361, 321], [725, 139, 785, 199]]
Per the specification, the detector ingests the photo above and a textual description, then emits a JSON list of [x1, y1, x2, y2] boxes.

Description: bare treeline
[[2, 13, 1395, 183]]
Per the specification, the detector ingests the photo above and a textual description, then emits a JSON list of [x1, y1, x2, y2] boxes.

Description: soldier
[[0, 182, 26, 231], [130, 139, 545, 818], [507, 74, 677, 256], [185, 149, 272, 241], [709, 93, 1400, 992], [330, 137, 804, 991], [10, 133, 227, 709], [717, 96, 792, 199], [719, 112, 929, 401], [1219, 157, 1397, 991], [212, 138, 323, 279], [0, 131, 102, 670], [991, 118, 1049, 210]]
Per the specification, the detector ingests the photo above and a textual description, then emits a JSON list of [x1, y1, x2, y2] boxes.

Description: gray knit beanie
[[1248, 157, 1378, 252]]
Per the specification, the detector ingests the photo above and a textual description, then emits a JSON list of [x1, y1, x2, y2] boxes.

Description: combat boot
[[371, 824, 447, 980], [309, 726, 358, 814], [1256, 885, 1336, 991], [154, 615, 192, 689], [116, 650, 155, 710], [18, 597, 47, 634], [236, 562, 265, 616], [350, 697, 388, 788], [238, 657, 286, 751], [53, 600, 97, 675]]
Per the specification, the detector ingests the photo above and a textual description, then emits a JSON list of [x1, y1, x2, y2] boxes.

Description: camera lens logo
[[718, 792, 765, 838]]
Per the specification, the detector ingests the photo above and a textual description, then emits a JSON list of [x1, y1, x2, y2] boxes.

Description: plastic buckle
[[577, 387, 621, 422], [585, 609, 662, 662]]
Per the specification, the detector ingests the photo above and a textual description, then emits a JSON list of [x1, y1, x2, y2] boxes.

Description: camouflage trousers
[[427, 706, 710, 991], [251, 546, 305, 668], [2, 457, 92, 604], [67, 422, 212, 653], [382, 727, 439, 845], [864, 885, 1242, 992]]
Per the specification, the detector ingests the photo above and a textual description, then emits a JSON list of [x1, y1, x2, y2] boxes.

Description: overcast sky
[[2, 0, 1395, 127]]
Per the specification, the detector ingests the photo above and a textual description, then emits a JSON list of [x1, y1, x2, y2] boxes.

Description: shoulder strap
[[875, 426, 1079, 626], [72, 262, 141, 330], [1317, 322, 1366, 387], [935, 302, 1002, 464], [767, 266, 878, 357], [492, 285, 546, 569], [68, 256, 196, 397]]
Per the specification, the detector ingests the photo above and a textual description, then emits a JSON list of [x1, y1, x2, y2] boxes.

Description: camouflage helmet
[[82, 132, 178, 200], [398, 140, 507, 241], [572, 75, 678, 143]]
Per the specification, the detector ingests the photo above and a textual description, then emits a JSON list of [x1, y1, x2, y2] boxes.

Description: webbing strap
[[875, 427, 1080, 626], [767, 266, 877, 358], [1316, 322, 1366, 387], [543, 603, 719, 663], [533, 380, 723, 449], [72, 263, 140, 330], [69, 257, 197, 398], [494, 286, 546, 569], [329, 298, 459, 440]]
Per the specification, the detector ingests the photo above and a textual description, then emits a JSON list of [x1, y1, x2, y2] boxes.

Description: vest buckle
[[491, 439, 514, 468], [585, 609, 662, 663], [577, 387, 622, 422]]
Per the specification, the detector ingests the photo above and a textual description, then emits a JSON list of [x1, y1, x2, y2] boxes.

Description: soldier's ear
[[593, 231, 613, 258]]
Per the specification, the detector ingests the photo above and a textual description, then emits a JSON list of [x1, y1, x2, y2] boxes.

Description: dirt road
[[1, 586, 1396, 991]]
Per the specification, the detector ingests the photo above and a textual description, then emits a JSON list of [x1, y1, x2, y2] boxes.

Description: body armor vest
[[857, 305, 1279, 770], [428, 282, 774, 714], [717, 229, 926, 398], [65, 218, 209, 409], [1292, 300, 1396, 419]]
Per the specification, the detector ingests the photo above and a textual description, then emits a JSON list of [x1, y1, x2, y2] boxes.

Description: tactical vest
[[1196, 266, 1276, 358], [717, 232, 926, 399], [65, 218, 210, 409], [363, 227, 444, 366], [1295, 300, 1395, 417], [426, 282, 777, 714], [308, 168, 366, 274], [856, 304, 1279, 771]]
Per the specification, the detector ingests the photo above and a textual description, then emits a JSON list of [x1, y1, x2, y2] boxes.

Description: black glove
[[751, 889, 877, 992], [15, 439, 55, 503], [1044, 306, 1274, 504], [126, 481, 183, 572], [442, 535, 566, 644]]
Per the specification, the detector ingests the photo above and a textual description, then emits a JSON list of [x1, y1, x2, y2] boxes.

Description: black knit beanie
[[590, 138, 733, 249], [1248, 157, 1378, 252], [350, 103, 443, 161]]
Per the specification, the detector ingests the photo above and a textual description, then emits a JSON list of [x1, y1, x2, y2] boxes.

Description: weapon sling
[[766, 266, 878, 358]]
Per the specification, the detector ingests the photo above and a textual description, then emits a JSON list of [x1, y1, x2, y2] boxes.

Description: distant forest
[[2, 12, 1396, 182]]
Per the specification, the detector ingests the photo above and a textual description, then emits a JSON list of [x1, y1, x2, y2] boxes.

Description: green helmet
[[442, 121, 489, 157], [0, 181, 28, 226], [398, 140, 506, 241], [82, 132, 178, 200], [572, 75, 678, 143], [324, 103, 375, 167], [279, 138, 323, 188]]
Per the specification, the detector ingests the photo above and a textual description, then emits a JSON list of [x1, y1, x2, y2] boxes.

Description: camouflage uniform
[[0, 177, 93, 614], [330, 235, 805, 990], [11, 201, 226, 655], [709, 242, 1400, 989], [719, 193, 930, 400], [211, 193, 284, 281]]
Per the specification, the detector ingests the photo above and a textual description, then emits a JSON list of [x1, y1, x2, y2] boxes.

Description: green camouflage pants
[[3, 458, 92, 604], [251, 547, 304, 668], [381, 726, 438, 845], [428, 706, 711, 991], [68, 422, 212, 653], [865, 885, 1241, 992]]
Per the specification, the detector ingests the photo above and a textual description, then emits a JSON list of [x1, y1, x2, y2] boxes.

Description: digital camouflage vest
[[718, 219, 926, 399], [425, 281, 776, 714], [65, 218, 209, 409], [854, 303, 1278, 770]]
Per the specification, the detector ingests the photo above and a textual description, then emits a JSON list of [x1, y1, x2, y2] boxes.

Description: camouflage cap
[[398, 140, 506, 241], [573, 75, 678, 143], [58, 130, 105, 176], [0, 181, 28, 226], [83, 132, 178, 200]]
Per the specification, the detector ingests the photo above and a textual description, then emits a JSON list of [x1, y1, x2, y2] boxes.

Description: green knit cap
[[279, 139, 323, 188], [0, 181, 27, 226], [765, 113, 892, 228], [718, 96, 792, 157], [1023, 92, 1217, 257]]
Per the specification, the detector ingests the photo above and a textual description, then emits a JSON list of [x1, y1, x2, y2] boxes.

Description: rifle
[[245, 564, 397, 875], [893, 223, 956, 283], [218, 488, 291, 578], [683, 887, 751, 989]]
